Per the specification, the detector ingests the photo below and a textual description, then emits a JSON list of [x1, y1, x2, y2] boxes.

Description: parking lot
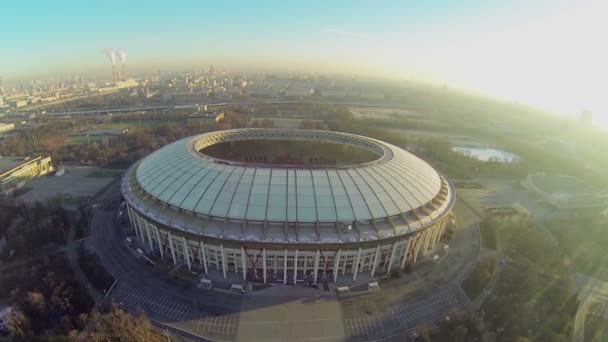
[[344, 317, 384, 337], [114, 284, 191, 321], [18, 166, 119, 206], [391, 286, 469, 328], [196, 314, 239, 336]]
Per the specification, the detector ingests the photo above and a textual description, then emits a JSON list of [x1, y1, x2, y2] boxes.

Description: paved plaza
[[196, 314, 239, 336], [114, 284, 192, 321], [19, 166, 118, 205], [390, 285, 469, 329]]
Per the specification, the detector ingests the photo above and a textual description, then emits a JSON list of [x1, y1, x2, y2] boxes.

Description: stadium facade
[[121, 129, 456, 284]]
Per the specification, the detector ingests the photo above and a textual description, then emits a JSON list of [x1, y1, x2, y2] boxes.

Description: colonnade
[[126, 204, 448, 283]]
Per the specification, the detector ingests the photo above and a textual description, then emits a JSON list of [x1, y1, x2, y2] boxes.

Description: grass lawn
[[43, 136, 68, 150], [63, 135, 105, 145], [94, 119, 182, 130]]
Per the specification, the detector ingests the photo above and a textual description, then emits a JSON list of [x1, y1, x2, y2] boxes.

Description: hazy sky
[[1, 0, 606, 123]]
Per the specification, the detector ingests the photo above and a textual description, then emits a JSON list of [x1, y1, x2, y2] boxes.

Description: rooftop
[[133, 129, 443, 223], [0, 156, 28, 174]]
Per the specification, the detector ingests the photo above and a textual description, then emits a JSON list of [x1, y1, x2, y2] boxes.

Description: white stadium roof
[[123, 129, 454, 244]]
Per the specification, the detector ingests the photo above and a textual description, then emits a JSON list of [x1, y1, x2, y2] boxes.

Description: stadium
[[121, 128, 456, 284]]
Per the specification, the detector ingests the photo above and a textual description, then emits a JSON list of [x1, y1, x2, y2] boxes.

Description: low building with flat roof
[[186, 106, 225, 126], [0, 156, 54, 194], [0, 122, 15, 133]]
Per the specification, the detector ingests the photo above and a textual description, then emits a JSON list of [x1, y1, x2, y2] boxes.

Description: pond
[[452, 146, 521, 163]]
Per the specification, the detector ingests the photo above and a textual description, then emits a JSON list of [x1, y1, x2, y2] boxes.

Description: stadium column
[[220, 245, 227, 279], [126, 206, 136, 236], [293, 249, 298, 284], [182, 236, 191, 271], [138, 218, 147, 244], [333, 249, 341, 282], [401, 239, 411, 270], [430, 224, 440, 250], [371, 245, 381, 277], [144, 223, 154, 251], [423, 228, 432, 253], [427, 225, 436, 250], [241, 247, 247, 280], [387, 242, 397, 274], [313, 250, 320, 284], [154, 227, 163, 258], [283, 249, 287, 285], [437, 219, 445, 242], [167, 231, 177, 265], [436, 220, 444, 243], [353, 247, 362, 280], [134, 215, 144, 243], [413, 233, 423, 264], [437, 218, 447, 242], [131, 209, 140, 237], [436, 222, 443, 244], [417, 230, 428, 259], [126, 206, 137, 237], [199, 240, 208, 274], [262, 248, 267, 283], [134, 211, 143, 239]]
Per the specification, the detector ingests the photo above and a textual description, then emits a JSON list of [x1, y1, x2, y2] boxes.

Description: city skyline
[[1, 0, 606, 122]]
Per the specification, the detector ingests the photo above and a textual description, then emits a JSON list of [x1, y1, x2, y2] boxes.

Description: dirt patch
[[43, 136, 68, 150]]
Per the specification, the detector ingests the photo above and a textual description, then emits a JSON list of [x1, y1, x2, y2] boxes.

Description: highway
[[32, 99, 424, 117]]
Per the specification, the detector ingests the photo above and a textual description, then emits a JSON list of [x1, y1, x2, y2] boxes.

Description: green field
[[94, 119, 182, 130], [63, 135, 105, 145]]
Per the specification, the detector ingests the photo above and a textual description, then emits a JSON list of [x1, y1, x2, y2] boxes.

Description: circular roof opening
[[192, 129, 389, 168], [200, 139, 381, 167]]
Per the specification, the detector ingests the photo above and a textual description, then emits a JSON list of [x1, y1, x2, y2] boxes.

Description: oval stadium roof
[[133, 129, 443, 224]]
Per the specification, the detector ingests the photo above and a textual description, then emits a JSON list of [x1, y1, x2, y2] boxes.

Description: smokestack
[[104, 49, 117, 83], [117, 50, 127, 81]]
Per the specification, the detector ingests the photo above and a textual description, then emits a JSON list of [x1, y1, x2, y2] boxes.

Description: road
[[63, 179, 122, 340], [35, 99, 435, 117]]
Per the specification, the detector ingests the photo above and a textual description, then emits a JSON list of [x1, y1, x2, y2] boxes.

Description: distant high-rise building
[[580, 110, 593, 126], [208, 65, 215, 75]]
